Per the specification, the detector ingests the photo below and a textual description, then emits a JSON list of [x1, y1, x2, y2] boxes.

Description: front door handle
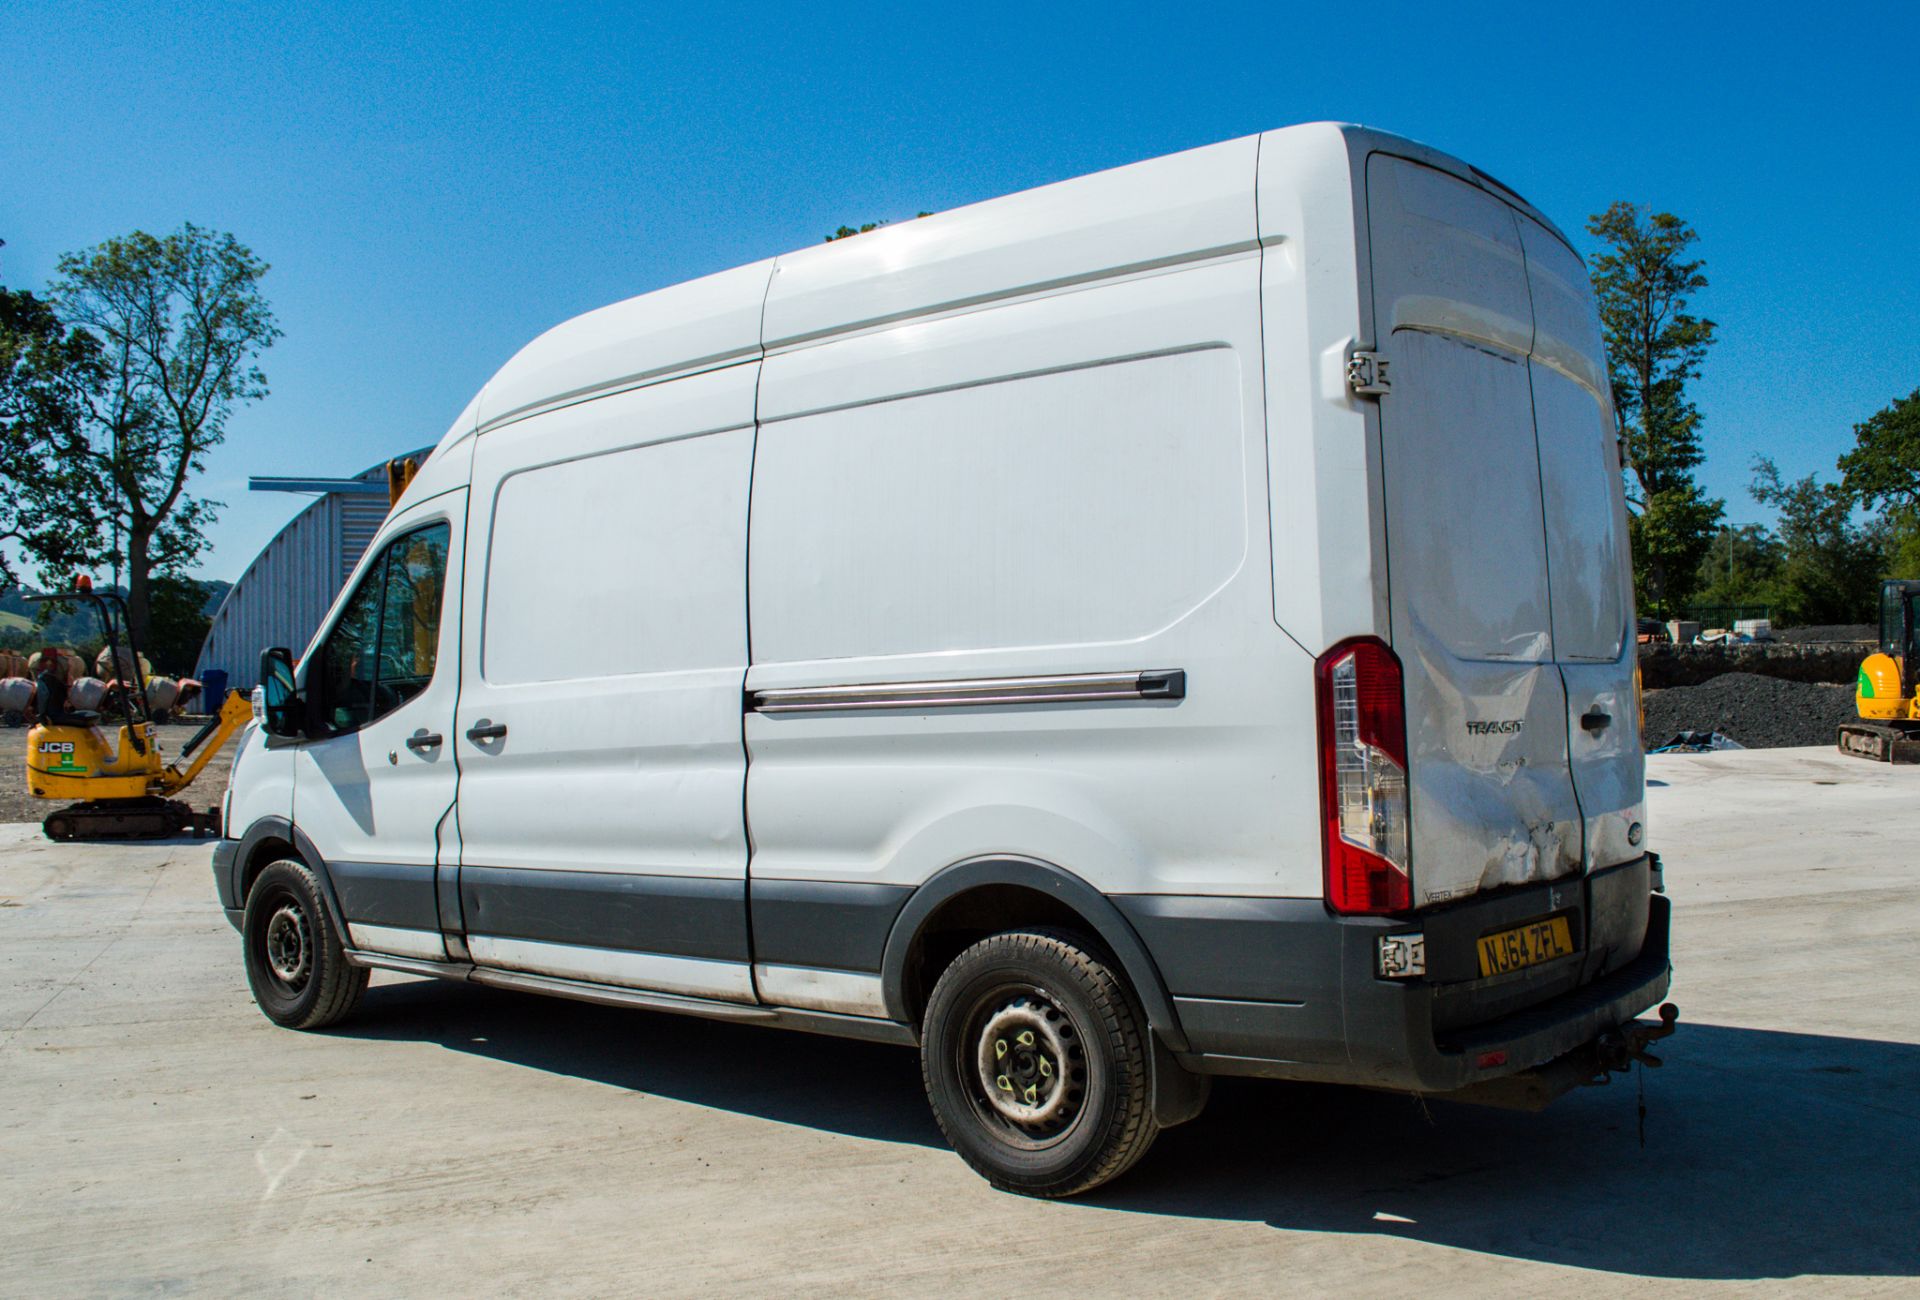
[[404, 731, 443, 752], [466, 720, 507, 743], [1580, 709, 1612, 733]]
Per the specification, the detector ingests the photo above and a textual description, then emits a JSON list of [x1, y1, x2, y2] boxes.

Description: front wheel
[[242, 859, 367, 1029], [921, 929, 1158, 1197]]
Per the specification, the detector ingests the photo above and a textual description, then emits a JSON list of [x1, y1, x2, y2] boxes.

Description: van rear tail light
[[1316, 638, 1411, 914]]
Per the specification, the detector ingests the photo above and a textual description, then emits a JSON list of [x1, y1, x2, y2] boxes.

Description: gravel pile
[[1775, 624, 1875, 644], [1643, 673, 1857, 750]]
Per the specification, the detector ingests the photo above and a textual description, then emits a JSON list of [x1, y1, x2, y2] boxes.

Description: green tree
[[0, 277, 104, 590], [17, 224, 280, 644], [144, 573, 215, 675], [824, 213, 933, 242], [1750, 458, 1882, 625], [1835, 386, 1920, 580], [1690, 521, 1783, 611], [1587, 202, 1725, 615], [1879, 510, 1920, 581], [1837, 387, 1920, 514]]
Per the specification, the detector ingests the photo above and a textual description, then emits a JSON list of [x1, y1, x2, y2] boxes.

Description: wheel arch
[[231, 815, 350, 938], [880, 856, 1190, 1054]]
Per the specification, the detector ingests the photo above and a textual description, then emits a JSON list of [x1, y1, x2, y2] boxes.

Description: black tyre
[[921, 928, 1158, 1197], [242, 859, 367, 1029]]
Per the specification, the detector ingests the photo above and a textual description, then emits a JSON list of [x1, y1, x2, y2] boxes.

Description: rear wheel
[[921, 928, 1158, 1197], [242, 859, 367, 1029]]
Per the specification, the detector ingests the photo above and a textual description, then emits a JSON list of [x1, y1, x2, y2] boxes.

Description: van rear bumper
[[1120, 863, 1671, 1095]]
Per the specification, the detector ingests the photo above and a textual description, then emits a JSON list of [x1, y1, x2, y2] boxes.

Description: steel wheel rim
[[263, 901, 312, 990], [959, 984, 1088, 1150]]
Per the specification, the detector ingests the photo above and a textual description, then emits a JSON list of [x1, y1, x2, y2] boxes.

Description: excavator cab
[[23, 579, 254, 840], [1840, 579, 1920, 761]]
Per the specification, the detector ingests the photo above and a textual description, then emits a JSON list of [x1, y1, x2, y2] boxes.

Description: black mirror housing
[[258, 646, 302, 737]]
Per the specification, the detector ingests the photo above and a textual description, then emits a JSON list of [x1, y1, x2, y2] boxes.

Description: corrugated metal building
[[194, 449, 429, 689]]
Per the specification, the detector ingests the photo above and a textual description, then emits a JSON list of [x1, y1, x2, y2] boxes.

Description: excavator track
[[42, 798, 221, 843], [1837, 722, 1920, 764]]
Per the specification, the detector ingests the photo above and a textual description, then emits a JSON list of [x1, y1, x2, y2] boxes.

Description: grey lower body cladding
[[1116, 856, 1670, 1093]]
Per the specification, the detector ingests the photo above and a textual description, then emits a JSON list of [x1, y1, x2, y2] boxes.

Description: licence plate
[[1476, 915, 1576, 977]]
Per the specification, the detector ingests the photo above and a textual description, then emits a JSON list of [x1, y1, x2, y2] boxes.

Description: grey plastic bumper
[[1121, 860, 1672, 1095], [211, 838, 242, 929]]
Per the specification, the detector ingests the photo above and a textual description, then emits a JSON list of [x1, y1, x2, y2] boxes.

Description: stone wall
[[1638, 640, 1871, 689]]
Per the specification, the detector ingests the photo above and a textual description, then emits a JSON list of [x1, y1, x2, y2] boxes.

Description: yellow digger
[[23, 578, 254, 840], [1839, 579, 1920, 763]]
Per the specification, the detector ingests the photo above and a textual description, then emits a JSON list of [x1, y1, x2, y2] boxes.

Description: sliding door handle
[[466, 720, 507, 743], [1580, 709, 1612, 733]]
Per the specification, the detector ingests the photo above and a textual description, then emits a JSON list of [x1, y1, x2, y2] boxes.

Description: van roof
[[426, 122, 1569, 461]]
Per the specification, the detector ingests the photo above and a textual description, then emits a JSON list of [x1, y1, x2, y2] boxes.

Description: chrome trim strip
[[750, 669, 1184, 714]]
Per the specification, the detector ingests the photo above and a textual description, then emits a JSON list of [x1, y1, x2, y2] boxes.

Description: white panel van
[[215, 123, 1674, 1197]]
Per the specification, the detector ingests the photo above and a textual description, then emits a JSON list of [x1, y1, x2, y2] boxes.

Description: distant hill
[[0, 578, 231, 671], [0, 587, 100, 645]]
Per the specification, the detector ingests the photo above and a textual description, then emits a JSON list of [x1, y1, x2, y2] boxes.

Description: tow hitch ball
[[1596, 1002, 1680, 1074]]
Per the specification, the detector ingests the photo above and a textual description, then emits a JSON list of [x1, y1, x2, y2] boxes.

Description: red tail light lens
[[1316, 637, 1412, 914]]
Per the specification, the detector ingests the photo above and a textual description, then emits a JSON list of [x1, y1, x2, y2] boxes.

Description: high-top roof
[[423, 121, 1565, 463]]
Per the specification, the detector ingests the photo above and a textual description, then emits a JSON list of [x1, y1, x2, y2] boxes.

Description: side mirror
[[259, 647, 301, 737]]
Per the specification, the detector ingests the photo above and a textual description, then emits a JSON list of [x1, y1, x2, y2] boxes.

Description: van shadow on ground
[[340, 983, 1919, 1283]]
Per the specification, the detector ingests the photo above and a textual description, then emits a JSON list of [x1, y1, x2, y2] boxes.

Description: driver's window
[[317, 522, 451, 733], [375, 526, 449, 709], [320, 563, 383, 731], [1883, 585, 1905, 658]]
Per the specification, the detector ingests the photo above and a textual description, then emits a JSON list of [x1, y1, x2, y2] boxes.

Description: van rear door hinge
[[1346, 349, 1391, 396]]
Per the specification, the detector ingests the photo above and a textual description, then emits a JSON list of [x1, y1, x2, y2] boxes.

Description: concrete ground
[[1, 747, 1916, 1296]]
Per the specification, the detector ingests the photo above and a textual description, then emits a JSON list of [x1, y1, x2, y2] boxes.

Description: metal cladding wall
[[194, 452, 426, 690]]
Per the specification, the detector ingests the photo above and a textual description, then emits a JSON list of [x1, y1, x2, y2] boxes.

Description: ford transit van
[[213, 122, 1674, 1197]]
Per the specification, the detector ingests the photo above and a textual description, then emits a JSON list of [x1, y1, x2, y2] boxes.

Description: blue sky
[[4, 0, 1917, 581]]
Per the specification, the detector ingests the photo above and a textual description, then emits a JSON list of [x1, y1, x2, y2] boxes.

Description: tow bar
[[1440, 1003, 1681, 1111], [1594, 1002, 1680, 1074]]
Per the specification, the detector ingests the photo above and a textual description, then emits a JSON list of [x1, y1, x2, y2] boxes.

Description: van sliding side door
[[451, 368, 759, 1002]]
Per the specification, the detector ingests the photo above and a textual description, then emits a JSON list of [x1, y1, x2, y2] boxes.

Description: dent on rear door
[[1366, 154, 1585, 906]]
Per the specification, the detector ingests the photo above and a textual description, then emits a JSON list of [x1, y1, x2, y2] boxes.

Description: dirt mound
[[1644, 673, 1856, 750], [1775, 624, 1874, 644]]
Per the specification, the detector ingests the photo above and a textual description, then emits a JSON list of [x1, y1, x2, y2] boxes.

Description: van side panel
[[746, 253, 1310, 1012], [1254, 123, 1386, 652], [453, 366, 758, 1003]]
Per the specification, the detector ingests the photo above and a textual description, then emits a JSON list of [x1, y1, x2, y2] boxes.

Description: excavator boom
[[158, 690, 254, 796]]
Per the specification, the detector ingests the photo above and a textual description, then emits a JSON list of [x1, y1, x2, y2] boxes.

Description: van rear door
[[1364, 154, 1585, 907], [1517, 217, 1645, 872]]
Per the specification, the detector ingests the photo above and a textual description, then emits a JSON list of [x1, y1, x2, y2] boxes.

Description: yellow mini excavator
[[1839, 578, 1920, 763], [24, 578, 254, 840]]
